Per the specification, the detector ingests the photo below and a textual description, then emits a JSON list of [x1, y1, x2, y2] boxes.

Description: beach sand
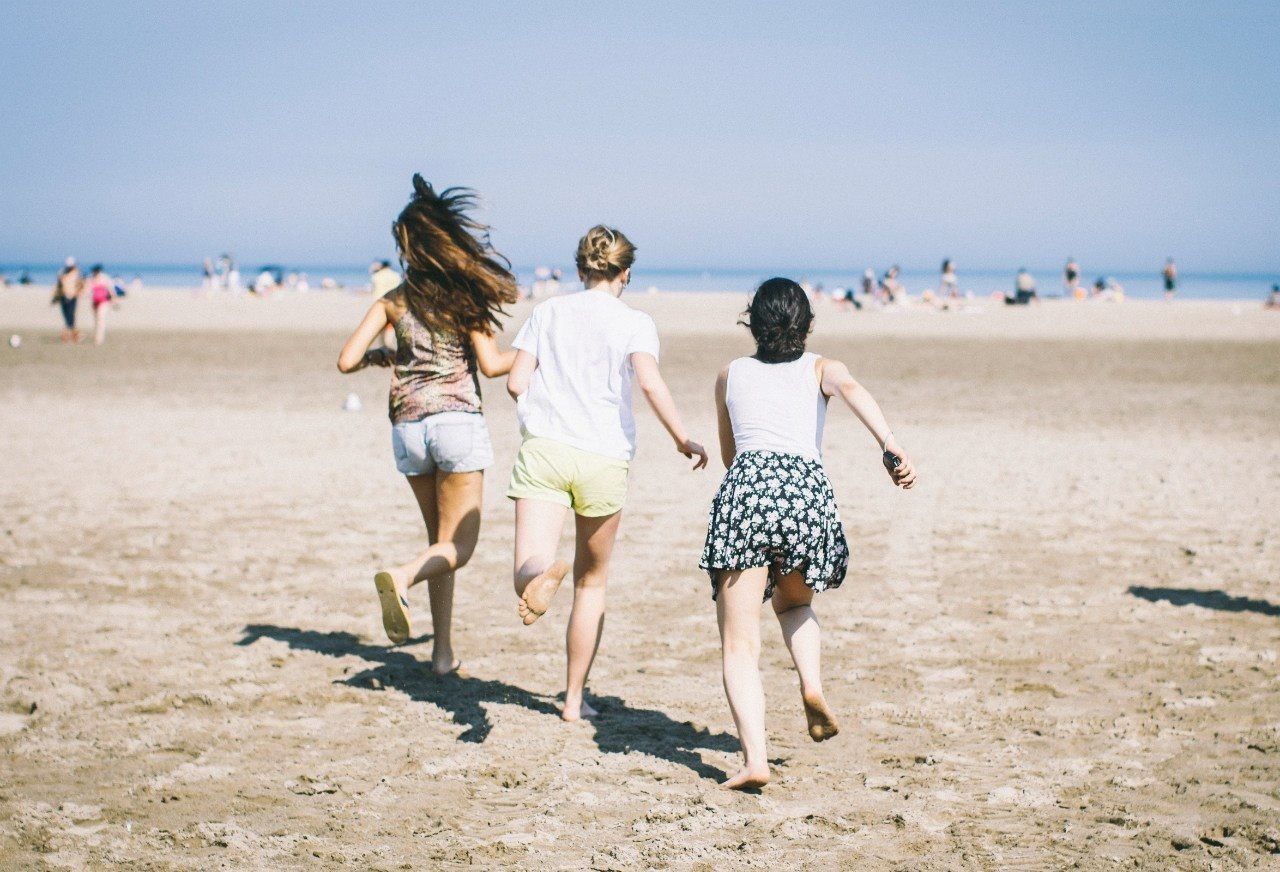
[[2, 287, 1279, 868]]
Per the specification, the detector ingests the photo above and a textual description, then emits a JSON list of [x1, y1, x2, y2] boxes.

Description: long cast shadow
[[1128, 586, 1280, 617], [237, 624, 737, 779]]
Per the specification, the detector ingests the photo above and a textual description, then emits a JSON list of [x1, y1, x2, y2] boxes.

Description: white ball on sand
[[8, 335, 20, 348], [343, 392, 362, 412]]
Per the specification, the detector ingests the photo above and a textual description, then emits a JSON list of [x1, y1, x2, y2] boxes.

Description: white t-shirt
[[512, 290, 660, 461]]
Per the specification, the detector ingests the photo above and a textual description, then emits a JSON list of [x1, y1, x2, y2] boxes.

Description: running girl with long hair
[[700, 278, 917, 789], [505, 225, 708, 721], [338, 174, 519, 674]]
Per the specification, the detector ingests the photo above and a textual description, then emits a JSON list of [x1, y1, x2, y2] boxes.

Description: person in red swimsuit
[[86, 265, 115, 346]]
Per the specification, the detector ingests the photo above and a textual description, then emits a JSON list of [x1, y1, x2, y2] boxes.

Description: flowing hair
[[393, 174, 518, 336]]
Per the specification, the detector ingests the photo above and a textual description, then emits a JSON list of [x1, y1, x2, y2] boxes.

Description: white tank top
[[725, 352, 827, 461]]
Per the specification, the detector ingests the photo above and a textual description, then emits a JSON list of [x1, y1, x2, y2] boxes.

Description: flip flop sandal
[[374, 572, 411, 644]]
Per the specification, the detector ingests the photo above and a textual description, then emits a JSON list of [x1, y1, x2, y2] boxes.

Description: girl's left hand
[[883, 440, 917, 489], [677, 437, 709, 470]]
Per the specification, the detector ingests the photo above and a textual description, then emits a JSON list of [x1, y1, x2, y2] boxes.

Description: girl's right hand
[[364, 348, 395, 368]]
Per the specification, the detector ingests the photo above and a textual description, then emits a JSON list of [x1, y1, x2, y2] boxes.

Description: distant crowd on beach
[[197, 254, 351, 296], [804, 258, 1165, 312]]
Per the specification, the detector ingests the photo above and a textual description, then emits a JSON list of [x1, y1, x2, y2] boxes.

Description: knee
[[772, 597, 809, 616], [453, 544, 474, 571]]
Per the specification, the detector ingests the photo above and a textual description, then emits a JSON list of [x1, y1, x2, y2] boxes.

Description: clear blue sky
[[2, 1, 1277, 271]]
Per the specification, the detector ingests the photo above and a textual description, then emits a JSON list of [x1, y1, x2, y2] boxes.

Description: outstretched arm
[[337, 300, 392, 373], [819, 358, 917, 488], [631, 352, 708, 469], [714, 365, 736, 469], [470, 329, 516, 378]]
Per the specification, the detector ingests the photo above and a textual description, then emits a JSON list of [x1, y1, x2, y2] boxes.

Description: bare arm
[[819, 358, 917, 488], [632, 352, 708, 469], [507, 349, 537, 400], [714, 365, 736, 469], [337, 300, 392, 373], [470, 329, 516, 378]]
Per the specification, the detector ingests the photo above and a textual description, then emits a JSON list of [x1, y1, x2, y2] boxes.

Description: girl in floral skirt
[[701, 277, 917, 789]]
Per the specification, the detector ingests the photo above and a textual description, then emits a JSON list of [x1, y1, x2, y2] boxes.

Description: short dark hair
[[741, 277, 812, 363]]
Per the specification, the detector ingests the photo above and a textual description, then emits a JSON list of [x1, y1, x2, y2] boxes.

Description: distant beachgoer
[[1163, 258, 1177, 300], [702, 278, 915, 789], [337, 175, 520, 673], [87, 264, 115, 345], [1005, 268, 1038, 305], [1092, 277, 1106, 298], [940, 259, 958, 298], [1265, 284, 1279, 310], [880, 265, 903, 303], [18, 270, 33, 285], [370, 260, 401, 297], [1065, 258, 1081, 299], [201, 258, 217, 293], [252, 268, 277, 295], [506, 224, 708, 721], [861, 268, 875, 300], [51, 257, 83, 343]]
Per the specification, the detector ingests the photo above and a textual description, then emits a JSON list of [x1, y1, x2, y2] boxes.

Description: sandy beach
[[2, 286, 1279, 869]]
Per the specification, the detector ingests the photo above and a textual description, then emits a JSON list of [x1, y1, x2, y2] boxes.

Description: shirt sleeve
[[627, 313, 660, 362], [512, 306, 542, 358]]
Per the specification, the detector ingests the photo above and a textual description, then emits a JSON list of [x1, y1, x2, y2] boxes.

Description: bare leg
[[374, 471, 481, 671], [772, 571, 838, 741], [717, 568, 771, 789], [418, 472, 481, 673], [513, 498, 569, 624], [93, 305, 107, 345], [562, 511, 621, 721]]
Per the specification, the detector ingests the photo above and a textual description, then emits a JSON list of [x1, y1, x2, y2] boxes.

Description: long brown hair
[[393, 174, 518, 336]]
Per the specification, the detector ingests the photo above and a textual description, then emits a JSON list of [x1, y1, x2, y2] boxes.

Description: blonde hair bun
[[575, 225, 636, 280]]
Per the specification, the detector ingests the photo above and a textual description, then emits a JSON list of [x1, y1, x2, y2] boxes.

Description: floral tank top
[[387, 287, 482, 423]]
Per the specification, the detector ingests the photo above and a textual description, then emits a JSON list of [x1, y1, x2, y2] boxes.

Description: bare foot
[[373, 571, 411, 645], [803, 693, 839, 742], [432, 658, 462, 677], [561, 697, 598, 722], [723, 765, 770, 790], [517, 560, 570, 626]]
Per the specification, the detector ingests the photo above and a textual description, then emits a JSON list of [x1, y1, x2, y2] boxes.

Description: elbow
[[336, 357, 355, 374]]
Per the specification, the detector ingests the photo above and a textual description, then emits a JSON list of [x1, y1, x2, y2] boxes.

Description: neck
[[585, 279, 623, 298]]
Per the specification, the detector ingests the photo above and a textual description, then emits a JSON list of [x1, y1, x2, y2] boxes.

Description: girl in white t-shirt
[[506, 225, 708, 721]]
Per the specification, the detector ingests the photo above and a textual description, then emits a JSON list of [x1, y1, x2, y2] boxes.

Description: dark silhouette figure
[[1128, 586, 1280, 618], [237, 624, 738, 779]]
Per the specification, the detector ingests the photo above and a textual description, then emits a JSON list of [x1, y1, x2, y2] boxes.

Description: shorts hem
[[507, 489, 573, 508], [573, 504, 624, 518]]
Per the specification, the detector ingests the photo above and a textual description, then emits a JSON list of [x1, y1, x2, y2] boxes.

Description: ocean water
[[3, 263, 1275, 301]]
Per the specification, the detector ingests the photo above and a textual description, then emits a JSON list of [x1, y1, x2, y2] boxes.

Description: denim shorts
[[391, 411, 494, 476]]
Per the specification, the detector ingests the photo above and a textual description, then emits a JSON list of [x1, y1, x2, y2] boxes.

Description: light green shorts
[[507, 437, 629, 517]]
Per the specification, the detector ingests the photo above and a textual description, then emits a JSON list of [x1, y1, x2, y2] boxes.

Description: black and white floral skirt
[[699, 450, 850, 601]]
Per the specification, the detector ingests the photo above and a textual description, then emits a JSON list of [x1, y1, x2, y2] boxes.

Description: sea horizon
[[3, 261, 1277, 301]]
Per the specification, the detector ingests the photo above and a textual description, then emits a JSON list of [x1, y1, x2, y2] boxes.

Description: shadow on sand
[[1128, 585, 1280, 618], [237, 624, 737, 780]]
